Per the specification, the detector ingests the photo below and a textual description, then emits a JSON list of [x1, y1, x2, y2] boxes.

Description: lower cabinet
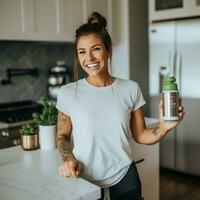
[[135, 151, 159, 200]]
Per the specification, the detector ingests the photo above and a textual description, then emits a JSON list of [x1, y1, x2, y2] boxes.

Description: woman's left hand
[[159, 98, 185, 133]]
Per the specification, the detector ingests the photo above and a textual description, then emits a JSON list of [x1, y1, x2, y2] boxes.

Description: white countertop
[[0, 147, 101, 200], [0, 117, 158, 200]]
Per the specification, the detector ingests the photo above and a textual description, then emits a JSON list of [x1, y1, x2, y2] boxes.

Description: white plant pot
[[39, 125, 56, 150]]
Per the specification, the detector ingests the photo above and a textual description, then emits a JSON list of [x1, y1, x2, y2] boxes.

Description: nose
[[86, 51, 95, 61]]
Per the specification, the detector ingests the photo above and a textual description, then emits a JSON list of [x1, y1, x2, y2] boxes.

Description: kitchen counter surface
[[0, 117, 158, 200], [0, 147, 100, 200]]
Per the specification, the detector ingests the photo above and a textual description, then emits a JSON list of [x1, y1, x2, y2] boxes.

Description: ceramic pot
[[39, 125, 56, 150]]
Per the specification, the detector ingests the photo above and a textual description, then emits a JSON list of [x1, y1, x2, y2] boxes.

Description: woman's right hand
[[58, 154, 83, 178]]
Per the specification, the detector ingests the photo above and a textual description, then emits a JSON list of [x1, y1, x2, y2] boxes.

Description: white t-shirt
[[56, 77, 145, 188]]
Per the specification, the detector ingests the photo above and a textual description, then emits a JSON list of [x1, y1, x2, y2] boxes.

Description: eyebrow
[[77, 44, 102, 51]]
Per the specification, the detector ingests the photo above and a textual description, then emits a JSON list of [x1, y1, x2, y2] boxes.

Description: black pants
[[100, 162, 142, 200]]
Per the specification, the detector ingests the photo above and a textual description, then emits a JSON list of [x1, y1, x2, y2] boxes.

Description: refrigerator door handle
[[176, 51, 182, 93], [169, 50, 175, 76]]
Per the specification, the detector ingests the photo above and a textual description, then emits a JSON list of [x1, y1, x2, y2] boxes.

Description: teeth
[[87, 63, 98, 68]]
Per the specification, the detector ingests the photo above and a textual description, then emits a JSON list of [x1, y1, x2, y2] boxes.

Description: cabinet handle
[[135, 158, 145, 165]]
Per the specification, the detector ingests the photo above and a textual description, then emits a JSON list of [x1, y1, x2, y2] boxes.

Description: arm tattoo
[[152, 127, 164, 138], [57, 112, 73, 161], [57, 136, 72, 161], [57, 112, 67, 130], [152, 127, 160, 136]]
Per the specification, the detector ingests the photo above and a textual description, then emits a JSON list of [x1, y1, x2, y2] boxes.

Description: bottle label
[[163, 91, 179, 120]]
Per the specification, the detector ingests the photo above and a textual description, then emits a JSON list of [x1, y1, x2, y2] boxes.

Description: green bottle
[[162, 76, 179, 121]]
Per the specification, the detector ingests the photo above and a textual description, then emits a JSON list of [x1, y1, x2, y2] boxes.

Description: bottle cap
[[162, 76, 178, 91]]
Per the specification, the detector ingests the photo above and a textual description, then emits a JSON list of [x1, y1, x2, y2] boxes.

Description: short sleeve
[[133, 83, 146, 111], [56, 86, 71, 116]]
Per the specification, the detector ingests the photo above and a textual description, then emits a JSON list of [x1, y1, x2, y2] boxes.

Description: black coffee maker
[[47, 60, 71, 100]]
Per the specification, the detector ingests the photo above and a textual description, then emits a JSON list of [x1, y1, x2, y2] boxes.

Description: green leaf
[[32, 97, 57, 126]]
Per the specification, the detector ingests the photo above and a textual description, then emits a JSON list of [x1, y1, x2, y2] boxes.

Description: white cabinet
[[0, 0, 110, 41], [28, 0, 84, 41], [60, 0, 84, 41], [85, 0, 109, 21], [133, 144, 159, 200], [149, 0, 200, 22], [28, 0, 59, 40], [132, 118, 159, 200], [136, 151, 159, 200], [0, 0, 29, 40]]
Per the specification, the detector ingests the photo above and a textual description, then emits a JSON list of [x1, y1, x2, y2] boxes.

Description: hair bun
[[87, 12, 107, 28]]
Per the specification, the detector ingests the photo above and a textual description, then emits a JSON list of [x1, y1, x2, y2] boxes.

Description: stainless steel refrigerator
[[149, 18, 200, 176]]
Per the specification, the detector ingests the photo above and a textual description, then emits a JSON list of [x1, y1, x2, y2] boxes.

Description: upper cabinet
[[0, 0, 110, 41], [28, 0, 59, 40], [149, 0, 200, 22], [0, 0, 29, 40]]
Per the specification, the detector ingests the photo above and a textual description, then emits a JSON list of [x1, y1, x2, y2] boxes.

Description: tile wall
[[0, 41, 75, 103]]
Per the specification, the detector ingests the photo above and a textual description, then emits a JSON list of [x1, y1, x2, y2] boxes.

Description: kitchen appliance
[[47, 60, 71, 100], [0, 100, 42, 149], [149, 18, 200, 175], [149, 0, 200, 22]]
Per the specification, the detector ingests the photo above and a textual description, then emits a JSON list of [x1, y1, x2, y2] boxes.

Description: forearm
[[135, 126, 169, 145], [56, 111, 73, 162], [57, 134, 73, 161]]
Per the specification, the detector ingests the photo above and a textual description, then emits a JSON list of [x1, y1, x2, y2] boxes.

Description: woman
[[56, 12, 184, 200]]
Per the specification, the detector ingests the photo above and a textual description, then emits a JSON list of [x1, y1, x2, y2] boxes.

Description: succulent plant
[[32, 97, 57, 126], [20, 124, 38, 135]]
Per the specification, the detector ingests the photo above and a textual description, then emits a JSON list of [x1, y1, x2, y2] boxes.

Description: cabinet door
[[0, 0, 29, 40], [136, 152, 159, 200], [85, 0, 109, 20], [59, 0, 84, 41], [29, 0, 58, 40]]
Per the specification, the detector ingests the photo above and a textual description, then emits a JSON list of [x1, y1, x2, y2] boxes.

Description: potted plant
[[32, 97, 57, 150], [20, 124, 39, 150]]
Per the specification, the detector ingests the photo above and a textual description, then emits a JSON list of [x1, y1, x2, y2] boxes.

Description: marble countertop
[[0, 117, 158, 200], [0, 147, 100, 200]]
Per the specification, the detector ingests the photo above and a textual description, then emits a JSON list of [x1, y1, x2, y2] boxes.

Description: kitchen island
[[0, 146, 101, 200], [0, 117, 159, 200]]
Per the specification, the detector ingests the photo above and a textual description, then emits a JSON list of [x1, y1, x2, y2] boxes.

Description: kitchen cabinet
[[28, 0, 60, 40], [28, 0, 84, 41], [0, 0, 29, 40], [149, 0, 200, 22], [85, 0, 109, 22], [136, 151, 159, 200], [0, 0, 110, 41], [132, 118, 159, 200]]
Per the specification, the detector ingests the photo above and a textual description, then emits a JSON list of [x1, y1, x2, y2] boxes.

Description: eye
[[78, 50, 85, 55], [93, 47, 101, 51]]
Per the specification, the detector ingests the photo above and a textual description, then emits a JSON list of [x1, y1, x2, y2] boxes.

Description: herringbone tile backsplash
[[0, 41, 74, 103]]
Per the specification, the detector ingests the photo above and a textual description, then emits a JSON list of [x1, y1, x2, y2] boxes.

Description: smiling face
[[77, 34, 111, 77]]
